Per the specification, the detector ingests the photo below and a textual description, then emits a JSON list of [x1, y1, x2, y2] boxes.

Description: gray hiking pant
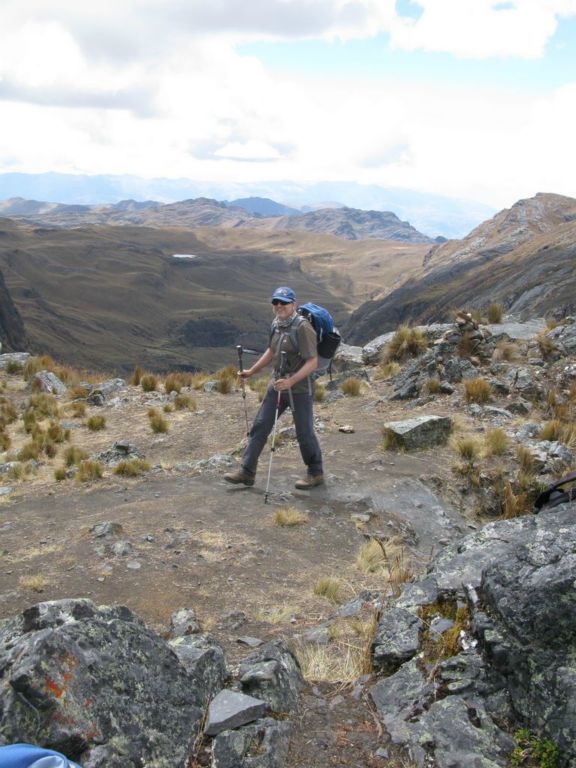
[[241, 384, 323, 477]]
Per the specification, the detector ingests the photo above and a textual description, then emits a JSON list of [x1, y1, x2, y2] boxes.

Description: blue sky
[[0, 0, 575, 209]]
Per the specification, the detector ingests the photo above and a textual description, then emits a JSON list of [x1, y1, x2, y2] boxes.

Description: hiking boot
[[223, 469, 255, 487], [295, 474, 324, 489]]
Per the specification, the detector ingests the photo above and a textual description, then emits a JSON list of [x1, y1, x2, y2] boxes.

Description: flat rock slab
[[382, 415, 452, 451], [205, 690, 266, 736], [487, 319, 545, 340]]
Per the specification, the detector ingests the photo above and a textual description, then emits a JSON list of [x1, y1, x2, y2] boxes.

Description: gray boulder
[[170, 607, 201, 637], [332, 342, 364, 372], [545, 319, 576, 356], [0, 599, 204, 767], [204, 690, 266, 736], [31, 370, 67, 396], [371, 607, 423, 674], [170, 634, 227, 706], [211, 717, 291, 768], [369, 503, 576, 767], [0, 352, 31, 370], [382, 415, 452, 451], [238, 639, 304, 714]]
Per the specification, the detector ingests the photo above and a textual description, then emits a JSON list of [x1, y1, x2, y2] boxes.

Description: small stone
[[339, 424, 355, 433], [126, 560, 141, 570], [236, 636, 264, 648], [204, 690, 266, 736]]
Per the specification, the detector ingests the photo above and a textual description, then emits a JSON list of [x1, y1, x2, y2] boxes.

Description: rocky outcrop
[[345, 193, 576, 343], [0, 599, 206, 767], [369, 502, 576, 767]]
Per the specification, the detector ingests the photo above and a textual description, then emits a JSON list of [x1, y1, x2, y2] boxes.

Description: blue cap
[[271, 286, 296, 303]]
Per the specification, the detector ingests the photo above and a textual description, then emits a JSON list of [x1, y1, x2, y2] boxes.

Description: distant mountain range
[[0, 173, 496, 238], [345, 192, 576, 343], [0, 196, 436, 244]]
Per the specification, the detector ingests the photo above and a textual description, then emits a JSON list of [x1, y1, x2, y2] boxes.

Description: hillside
[[346, 192, 576, 343], [0, 196, 432, 244], [0, 218, 428, 373]]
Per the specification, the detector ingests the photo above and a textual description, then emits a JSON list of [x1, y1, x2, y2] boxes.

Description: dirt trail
[[0, 372, 471, 766]]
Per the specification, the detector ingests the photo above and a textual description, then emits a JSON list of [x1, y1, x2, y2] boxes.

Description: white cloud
[[389, 0, 576, 59], [0, 1, 575, 207]]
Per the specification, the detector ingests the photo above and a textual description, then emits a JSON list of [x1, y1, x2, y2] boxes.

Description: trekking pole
[[264, 351, 287, 505], [236, 345, 250, 436]]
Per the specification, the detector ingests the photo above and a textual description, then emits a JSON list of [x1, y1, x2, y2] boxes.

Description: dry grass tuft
[[215, 367, 236, 395], [484, 427, 508, 457], [141, 373, 158, 392], [381, 426, 404, 452], [164, 373, 183, 394], [374, 360, 401, 380], [294, 613, 376, 682], [0, 430, 10, 452], [19, 574, 50, 592], [340, 377, 362, 397], [492, 341, 520, 363], [114, 458, 151, 477], [27, 393, 59, 419], [536, 330, 556, 360], [486, 303, 503, 323], [313, 576, 342, 603], [313, 383, 325, 402], [516, 445, 535, 474], [86, 415, 106, 431], [356, 538, 387, 574], [274, 506, 308, 527], [64, 446, 88, 467], [424, 378, 442, 394], [539, 419, 562, 442], [382, 325, 427, 363], [174, 393, 197, 411], [148, 409, 169, 433], [451, 435, 481, 463], [129, 365, 143, 386], [464, 378, 491, 404], [76, 459, 103, 483]]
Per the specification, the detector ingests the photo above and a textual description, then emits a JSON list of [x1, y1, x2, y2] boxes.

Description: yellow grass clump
[[76, 460, 103, 483], [114, 458, 151, 477], [340, 377, 362, 397], [486, 303, 503, 323], [382, 325, 427, 363], [313, 577, 342, 603], [464, 378, 491, 404], [86, 415, 106, 431], [274, 506, 309, 527], [484, 428, 508, 457]]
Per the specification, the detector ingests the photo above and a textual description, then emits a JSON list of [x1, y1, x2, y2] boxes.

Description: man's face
[[272, 300, 295, 319]]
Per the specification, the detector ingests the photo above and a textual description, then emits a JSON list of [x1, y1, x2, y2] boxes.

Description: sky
[[0, 0, 575, 209]]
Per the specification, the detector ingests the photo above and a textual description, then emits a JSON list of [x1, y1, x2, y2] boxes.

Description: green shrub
[[86, 415, 106, 431], [54, 467, 67, 482]]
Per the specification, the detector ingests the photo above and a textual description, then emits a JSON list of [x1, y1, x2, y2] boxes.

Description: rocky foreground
[[1, 314, 575, 767]]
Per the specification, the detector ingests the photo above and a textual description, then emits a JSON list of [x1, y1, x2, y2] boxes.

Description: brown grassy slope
[[0, 219, 426, 372], [191, 227, 428, 310]]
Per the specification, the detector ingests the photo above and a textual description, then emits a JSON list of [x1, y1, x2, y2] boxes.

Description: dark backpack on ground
[[534, 471, 576, 512], [271, 302, 341, 377]]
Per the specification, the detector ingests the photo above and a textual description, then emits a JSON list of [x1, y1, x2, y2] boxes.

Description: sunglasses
[[272, 300, 292, 306]]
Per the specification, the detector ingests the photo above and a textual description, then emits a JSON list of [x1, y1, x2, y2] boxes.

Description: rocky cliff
[[0, 266, 26, 352], [345, 192, 576, 344]]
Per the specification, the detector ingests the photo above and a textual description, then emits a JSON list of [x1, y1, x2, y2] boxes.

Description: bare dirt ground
[[0, 367, 479, 766]]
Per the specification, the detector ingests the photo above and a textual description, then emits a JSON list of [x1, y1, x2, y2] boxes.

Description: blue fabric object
[[0, 743, 81, 768], [270, 286, 296, 304], [297, 303, 334, 341]]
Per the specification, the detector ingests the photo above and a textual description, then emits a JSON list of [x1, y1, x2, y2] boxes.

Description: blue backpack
[[271, 302, 341, 377], [0, 744, 81, 768]]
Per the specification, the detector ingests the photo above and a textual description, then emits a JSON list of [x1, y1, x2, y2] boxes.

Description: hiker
[[224, 286, 324, 489]]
